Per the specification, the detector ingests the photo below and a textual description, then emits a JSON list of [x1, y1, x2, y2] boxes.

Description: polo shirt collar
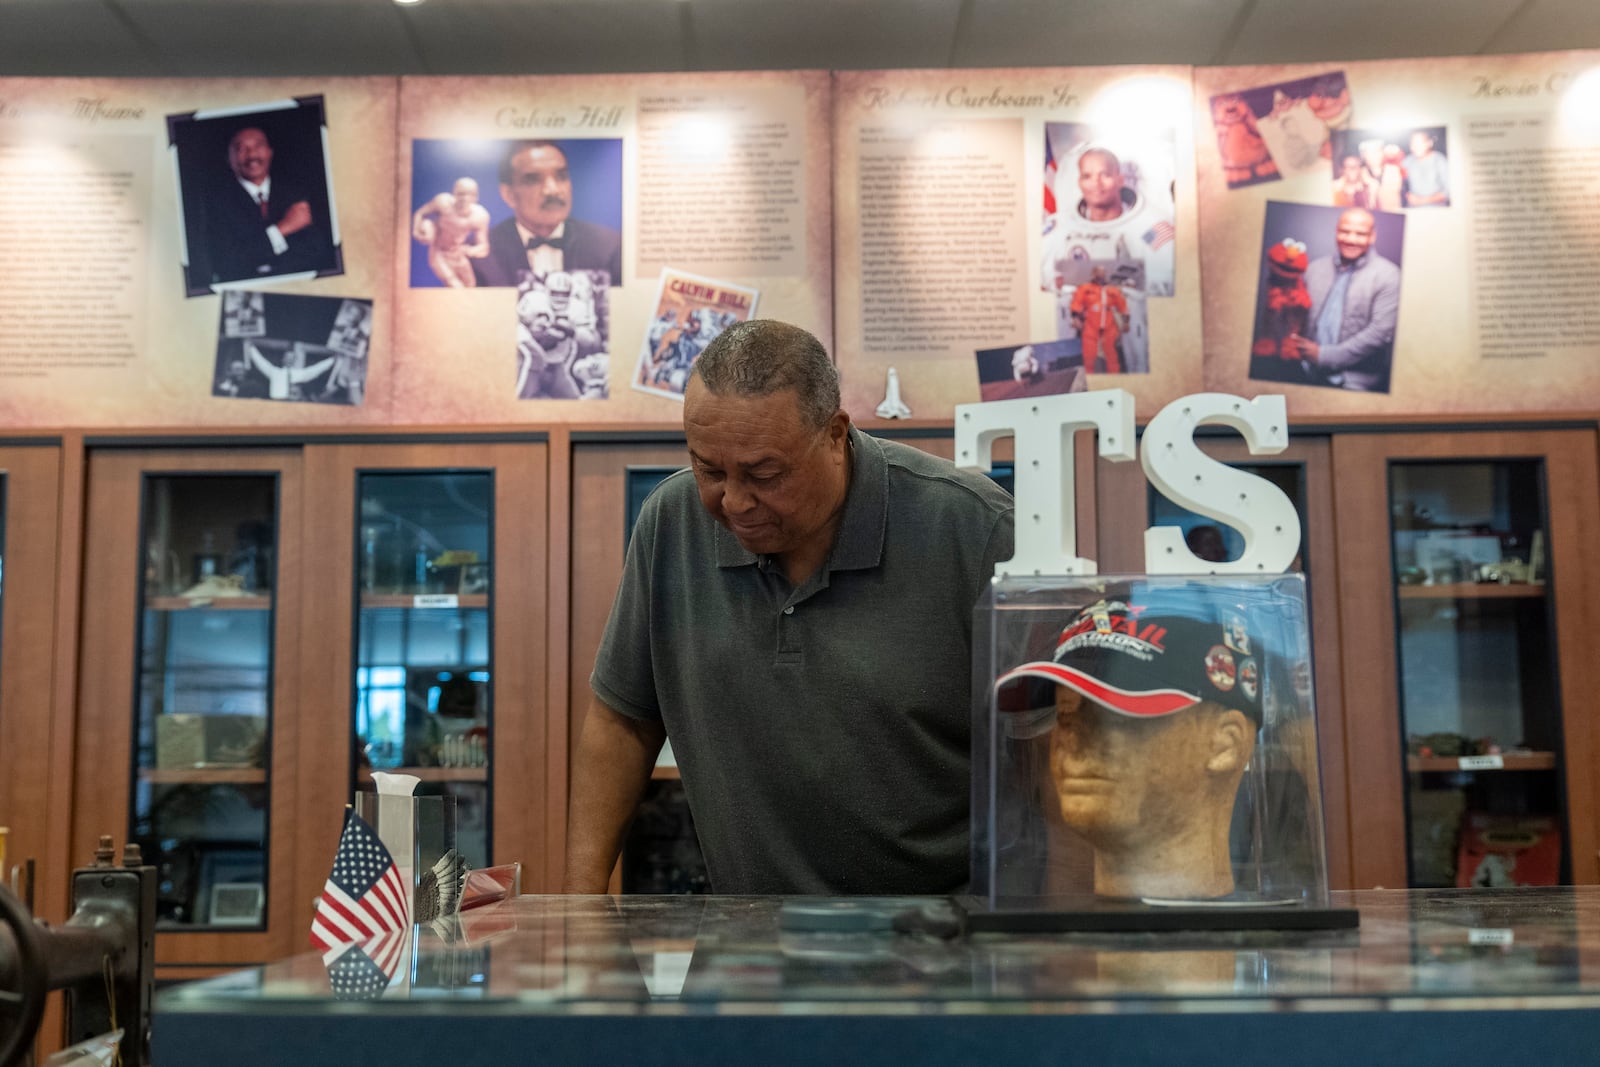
[[713, 424, 887, 572]]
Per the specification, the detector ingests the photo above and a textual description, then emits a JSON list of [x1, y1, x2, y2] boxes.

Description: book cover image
[[632, 269, 759, 402]]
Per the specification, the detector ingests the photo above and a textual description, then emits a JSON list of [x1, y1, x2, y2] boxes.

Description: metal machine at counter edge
[[0, 837, 156, 1067]]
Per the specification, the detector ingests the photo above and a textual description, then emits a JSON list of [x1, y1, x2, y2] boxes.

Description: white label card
[[1468, 928, 1514, 946]]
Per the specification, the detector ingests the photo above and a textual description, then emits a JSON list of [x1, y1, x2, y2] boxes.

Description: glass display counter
[[157, 888, 1600, 1065]]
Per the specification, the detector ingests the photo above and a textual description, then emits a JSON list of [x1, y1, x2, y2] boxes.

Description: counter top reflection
[[157, 888, 1600, 1066]]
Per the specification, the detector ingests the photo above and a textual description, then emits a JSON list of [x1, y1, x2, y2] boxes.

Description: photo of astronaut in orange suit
[[1069, 265, 1129, 375]]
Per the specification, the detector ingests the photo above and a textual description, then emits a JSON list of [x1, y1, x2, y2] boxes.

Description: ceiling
[[1, 0, 1597, 78]]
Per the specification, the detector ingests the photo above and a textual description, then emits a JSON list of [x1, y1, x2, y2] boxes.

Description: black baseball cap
[[995, 583, 1270, 724]]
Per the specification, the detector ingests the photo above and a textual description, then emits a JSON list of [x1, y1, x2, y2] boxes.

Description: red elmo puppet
[[1252, 239, 1311, 359]]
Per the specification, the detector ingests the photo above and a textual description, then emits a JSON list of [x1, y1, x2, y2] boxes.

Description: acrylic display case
[[967, 573, 1351, 930]]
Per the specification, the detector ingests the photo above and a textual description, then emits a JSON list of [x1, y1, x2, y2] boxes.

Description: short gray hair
[[692, 320, 840, 430]]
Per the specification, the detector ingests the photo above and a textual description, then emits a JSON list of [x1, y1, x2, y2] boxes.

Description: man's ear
[[828, 409, 852, 446], [1205, 708, 1255, 775], [500, 184, 515, 211]]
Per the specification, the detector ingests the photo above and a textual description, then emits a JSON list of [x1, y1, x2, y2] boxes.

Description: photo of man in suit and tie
[[170, 98, 342, 296], [475, 140, 623, 288]]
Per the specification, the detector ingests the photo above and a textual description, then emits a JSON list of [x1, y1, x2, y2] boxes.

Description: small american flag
[[1143, 221, 1176, 250], [322, 931, 405, 1000], [309, 808, 409, 951]]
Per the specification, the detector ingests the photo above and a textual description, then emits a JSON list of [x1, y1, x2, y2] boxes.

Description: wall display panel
[[833, 67, 1203, 423], [1196, 51, 1600, 416], [391, 71, 833, 425], [0, 77, 398, 428]]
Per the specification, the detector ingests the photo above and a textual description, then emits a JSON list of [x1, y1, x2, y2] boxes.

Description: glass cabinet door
[[1389, 460, 1567, 888], [134, 475, 278, 929], [1333, 430, 1600, 891], [353, 472, 493, 870]]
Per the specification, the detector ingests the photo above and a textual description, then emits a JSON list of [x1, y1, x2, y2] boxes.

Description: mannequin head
[[1051, 688, 1254, 898]]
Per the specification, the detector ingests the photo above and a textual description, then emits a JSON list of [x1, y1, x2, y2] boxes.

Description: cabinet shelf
[[358, 593, 490, 610], [357, 766, 488, 784], [1407, 751, 1557, 773], [139, 767, 267, 785], [146, 595, 272, 611], [1397, 583, 1545, 600]]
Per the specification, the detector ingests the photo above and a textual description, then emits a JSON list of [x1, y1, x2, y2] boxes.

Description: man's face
[[1410, 132, 1433, 157], [501, 145, 572, 231], [452, 178, 479, 211], [228, 128, 273, 184], [1050, 688, 1212, 846], [1077, 151, 1124, 214], [683, 378, 850, 560], [1341, 156, 1363, 181], [1334, 209, 1377, 262], [1090, 266, 1108, 285]]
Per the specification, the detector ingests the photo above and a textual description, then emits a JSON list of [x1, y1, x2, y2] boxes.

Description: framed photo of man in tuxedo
[[408, 137, 624, 289], [169, 95, 344, 297]]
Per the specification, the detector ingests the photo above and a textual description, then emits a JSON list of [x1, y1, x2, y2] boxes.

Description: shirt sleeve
[[977, 500, 1017, 588], [590, 488, 666, 722]]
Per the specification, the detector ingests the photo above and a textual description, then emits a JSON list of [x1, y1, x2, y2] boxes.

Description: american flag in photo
[[1143, 221, 1176, 250], [322, 931, 406, 1001], [309, 808, 409, 951], [1043, 136, 1058, 217]]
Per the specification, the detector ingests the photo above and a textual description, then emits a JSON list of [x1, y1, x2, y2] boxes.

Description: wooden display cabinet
[[0, 443, 70, 918], [74, 449, 304, 970], [294, 440, 554, 941], [567, 434, 694, 893], [1331, 429, 1600, 891], [71, 439, 556, 974]]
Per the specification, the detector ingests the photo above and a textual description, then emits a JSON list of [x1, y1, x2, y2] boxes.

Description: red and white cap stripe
[[995, 661, 1200, 718]]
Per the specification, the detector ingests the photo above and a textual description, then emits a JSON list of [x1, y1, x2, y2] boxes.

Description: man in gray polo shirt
[[565, 320, 1015, 894]]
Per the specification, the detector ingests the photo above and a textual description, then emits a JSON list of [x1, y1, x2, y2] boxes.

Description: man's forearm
[[564, 697, 666, 893]]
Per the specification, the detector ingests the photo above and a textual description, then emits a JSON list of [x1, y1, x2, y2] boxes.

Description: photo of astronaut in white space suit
[[1039, 124, 1176, 375]]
